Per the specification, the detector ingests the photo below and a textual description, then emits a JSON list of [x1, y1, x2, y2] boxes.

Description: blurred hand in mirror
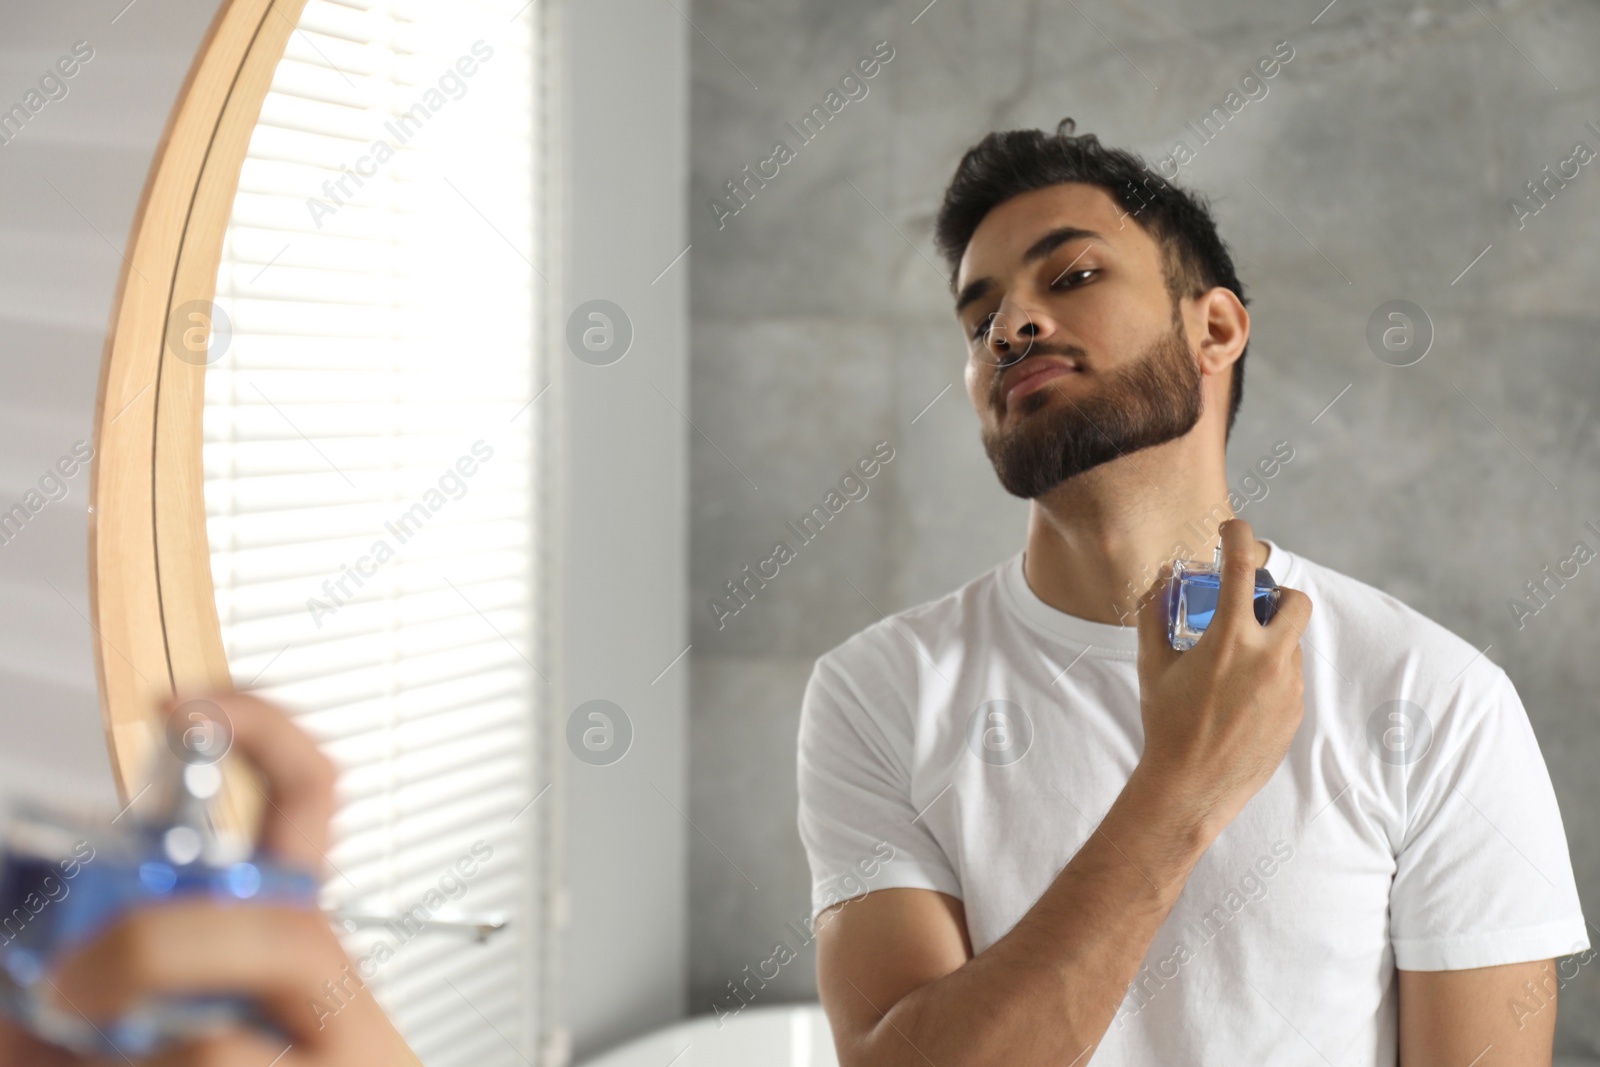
[[0, 691, 419, 1066]]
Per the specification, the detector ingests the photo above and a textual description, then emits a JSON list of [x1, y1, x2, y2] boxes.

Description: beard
[[981, 308, 1203, 499]]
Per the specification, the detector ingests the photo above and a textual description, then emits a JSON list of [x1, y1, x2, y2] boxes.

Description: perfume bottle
[[0, 743, 319, 1057], [1166, 541, 1282, 651]]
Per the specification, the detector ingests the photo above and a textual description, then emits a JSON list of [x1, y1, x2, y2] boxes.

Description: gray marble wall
[[685, 0, 1600, 1053]]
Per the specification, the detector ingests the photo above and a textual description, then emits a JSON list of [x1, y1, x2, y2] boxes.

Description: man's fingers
[[1207, 518, 1261, 638], [0, 1020, 79, 1066], [50, 900, 346, 1044], [125, 1031, 304, 1067], [162, 689, 337, 875], [1267, 585, 1313, 641]]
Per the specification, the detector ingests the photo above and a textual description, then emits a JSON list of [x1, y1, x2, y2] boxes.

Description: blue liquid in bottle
[[1176, 572, 1278, 632], [1167, 548, 1282, 651]]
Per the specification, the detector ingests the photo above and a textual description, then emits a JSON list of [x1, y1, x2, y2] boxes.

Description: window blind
[[203, 1, 548, 1063]]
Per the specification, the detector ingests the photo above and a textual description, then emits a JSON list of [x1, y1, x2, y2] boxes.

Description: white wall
[[560, 0, 690, 1058], [0, 0, 221, 807]]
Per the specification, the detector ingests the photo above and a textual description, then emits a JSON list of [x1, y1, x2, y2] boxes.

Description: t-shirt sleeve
[[796, 643, 963, 922], [1389, 666, 1590, 970]]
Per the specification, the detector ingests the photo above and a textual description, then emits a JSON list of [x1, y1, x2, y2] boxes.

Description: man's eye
[[1051, 268, 1095, 288], [970, 312, 996, 341]]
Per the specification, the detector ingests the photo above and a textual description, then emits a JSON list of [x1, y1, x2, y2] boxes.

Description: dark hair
[[934, 117, 1250, 442]]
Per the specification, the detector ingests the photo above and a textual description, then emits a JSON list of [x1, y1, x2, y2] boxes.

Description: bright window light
[[203, 2, 546, 1063]]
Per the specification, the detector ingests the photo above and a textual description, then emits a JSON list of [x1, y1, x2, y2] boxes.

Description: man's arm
[[1398, 962, 1557, 1067], [816, 765, 1214, 1067], [813, 518, 1314, 1067]]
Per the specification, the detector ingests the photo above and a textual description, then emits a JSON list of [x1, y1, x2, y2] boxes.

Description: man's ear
[[1193, 286, 1249, 378]]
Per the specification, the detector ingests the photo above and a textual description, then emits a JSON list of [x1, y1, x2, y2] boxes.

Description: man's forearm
[[852, 766, 1216, 1067]]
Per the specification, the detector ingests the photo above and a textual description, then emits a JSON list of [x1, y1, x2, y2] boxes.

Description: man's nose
[[984, 303, 1049, 366]]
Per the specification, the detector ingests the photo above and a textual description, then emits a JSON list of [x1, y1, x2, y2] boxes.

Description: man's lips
[[1001, 357, 1080, 406]]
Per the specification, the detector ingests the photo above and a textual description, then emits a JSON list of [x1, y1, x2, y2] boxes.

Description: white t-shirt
[[796, 539, 1589, 1065]]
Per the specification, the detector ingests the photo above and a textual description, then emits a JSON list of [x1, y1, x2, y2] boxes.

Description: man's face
[[954, 182, 1206, 499]]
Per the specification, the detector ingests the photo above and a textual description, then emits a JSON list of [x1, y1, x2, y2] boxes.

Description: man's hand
[[1134, 517, 1312, 836], [0, 690, 419, 1066]]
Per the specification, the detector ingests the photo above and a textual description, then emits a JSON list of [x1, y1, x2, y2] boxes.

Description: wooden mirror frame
[[88, 0, 311, 821]]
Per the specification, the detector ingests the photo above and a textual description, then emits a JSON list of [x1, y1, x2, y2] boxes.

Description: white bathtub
[[577, 1004, 838, 1067]]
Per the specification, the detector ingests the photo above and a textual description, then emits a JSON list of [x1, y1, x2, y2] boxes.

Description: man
[[796, 118, 1589, 1065], [0, 692, 417, 1065]]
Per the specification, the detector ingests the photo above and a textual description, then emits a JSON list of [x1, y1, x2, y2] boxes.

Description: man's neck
[[1020, 444, 1267, 627]]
